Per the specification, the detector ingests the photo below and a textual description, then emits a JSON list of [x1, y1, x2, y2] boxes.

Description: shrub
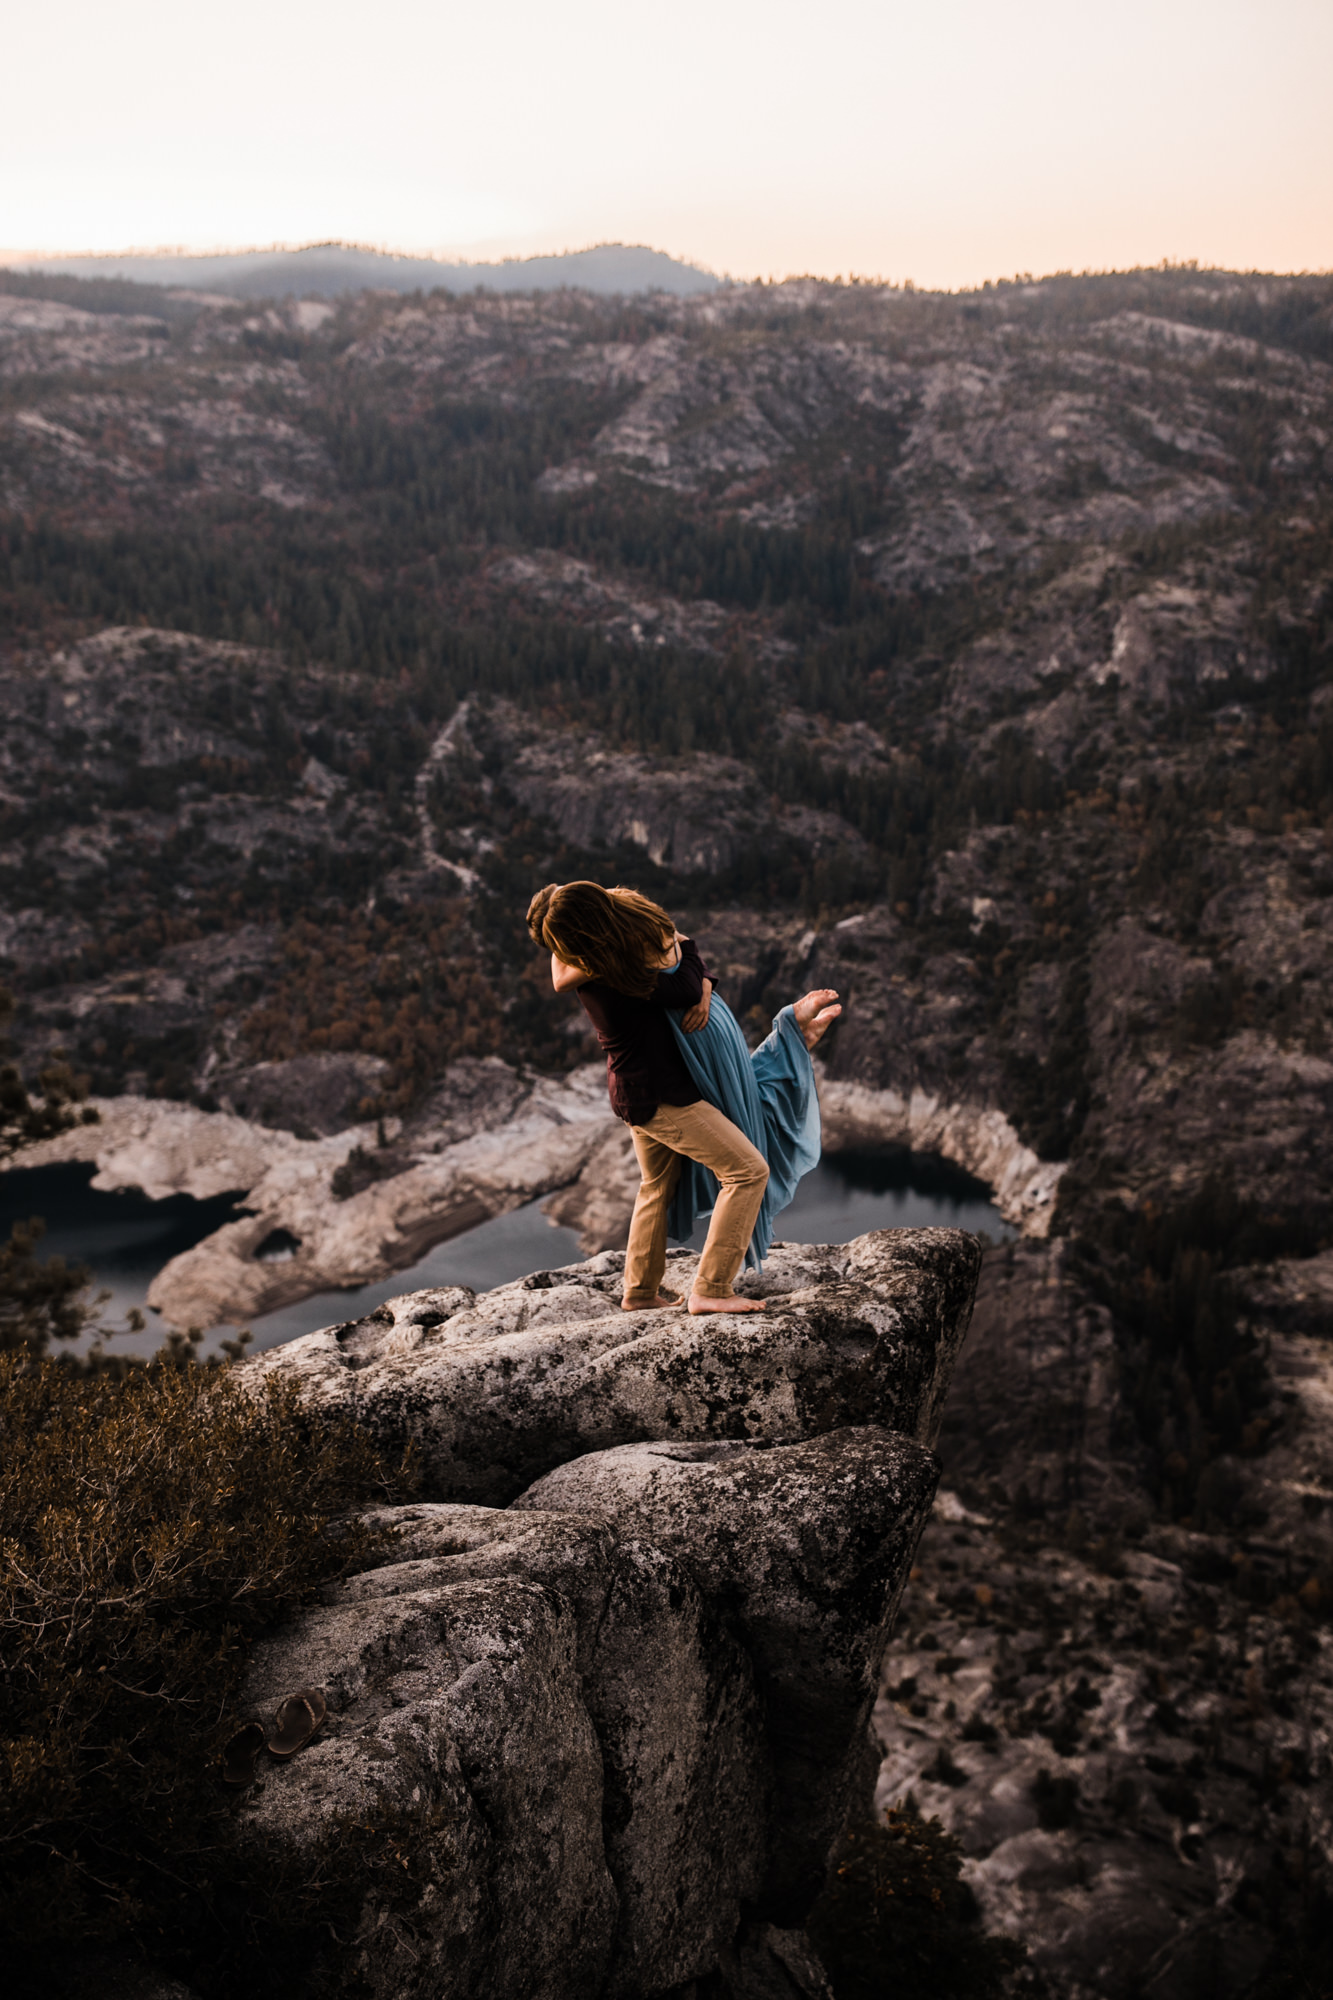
[[0, 986, 97, 1162], [0, 1357, 406, 1975], [0, 1216, 99, 1355], [808, 1806, 1024, 2000], [0, 981, 105, 1358]]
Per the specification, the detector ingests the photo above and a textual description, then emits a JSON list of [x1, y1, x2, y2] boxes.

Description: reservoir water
[[0, 1150, 1012, 1360]]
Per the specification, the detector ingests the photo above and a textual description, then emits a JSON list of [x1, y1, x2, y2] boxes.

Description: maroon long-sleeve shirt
[[577, 937, 711, 1127]]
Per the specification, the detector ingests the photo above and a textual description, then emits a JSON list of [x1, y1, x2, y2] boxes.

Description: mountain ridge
[[7, 239, 722, 300]]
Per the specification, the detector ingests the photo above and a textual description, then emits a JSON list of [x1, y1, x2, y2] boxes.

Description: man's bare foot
[[792, 988, 842, 1050], [688, 1293, 767, 1315], [621, 1290, 684, 1311]]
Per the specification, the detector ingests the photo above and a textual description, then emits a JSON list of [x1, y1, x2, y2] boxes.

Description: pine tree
[[0, 989, 102, 1356]]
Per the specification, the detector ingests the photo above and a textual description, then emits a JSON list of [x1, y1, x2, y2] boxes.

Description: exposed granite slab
[[248, 1228, 980, 1503]]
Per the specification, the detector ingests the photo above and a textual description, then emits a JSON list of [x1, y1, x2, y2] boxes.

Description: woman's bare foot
[[687, 1293, 767, 1315], [621, 1290, 684, 1311], [792, 988, 842, 1050]]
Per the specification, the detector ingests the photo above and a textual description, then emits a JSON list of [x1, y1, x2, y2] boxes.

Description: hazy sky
[[4, 0, 1330, 287]]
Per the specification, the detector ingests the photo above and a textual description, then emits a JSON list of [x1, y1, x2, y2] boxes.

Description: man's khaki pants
[[623, 1100, 769, 1304]]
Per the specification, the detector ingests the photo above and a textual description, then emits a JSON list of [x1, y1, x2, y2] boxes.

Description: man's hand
[[551, 953, 587, 992], [682, 978, 712, 1033]]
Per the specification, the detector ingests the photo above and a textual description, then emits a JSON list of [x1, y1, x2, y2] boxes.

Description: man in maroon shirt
[[529, 882, 771, 1316], [572, 930, 712, 1126]]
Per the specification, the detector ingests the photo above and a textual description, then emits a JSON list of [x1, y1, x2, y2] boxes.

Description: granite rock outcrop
[[246, 1230, 979, 1503], [226, 1227, 975, 1998], [7, 262, 1332, 1999], [516, 1429, 935, 1914], [16, 1061, 618, 1327], [11, 1055, 1021, 1335]]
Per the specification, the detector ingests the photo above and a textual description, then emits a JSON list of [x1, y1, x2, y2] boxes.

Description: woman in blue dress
[[528, 881, 840, 1312], [660, 949, 838, 1275]]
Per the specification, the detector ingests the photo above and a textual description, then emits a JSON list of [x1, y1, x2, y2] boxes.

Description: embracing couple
[[527, 881, 841, 1317]]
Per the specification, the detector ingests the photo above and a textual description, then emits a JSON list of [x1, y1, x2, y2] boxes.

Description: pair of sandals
[[221, 1687, 327, 1788]]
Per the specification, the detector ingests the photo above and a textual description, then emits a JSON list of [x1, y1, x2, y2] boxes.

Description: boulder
[[240, 1501, 769, 1999], [248, 1228, 979, 1504], [241, 1507, 620, 2000], [576, 1536, 769, 1995], [215, 1229, 973, 1996], [515, 1426, 939, 1914], [234, 1425, 937, 1993]]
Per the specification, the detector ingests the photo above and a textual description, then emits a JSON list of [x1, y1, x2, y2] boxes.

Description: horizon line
[[2, 237, 726, 274], [3, 240, 1331, 295]]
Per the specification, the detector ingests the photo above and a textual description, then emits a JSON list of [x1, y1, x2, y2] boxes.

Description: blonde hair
[[526, 882, 675, 999]]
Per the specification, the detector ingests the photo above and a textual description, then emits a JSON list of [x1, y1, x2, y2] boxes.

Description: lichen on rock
[[247, 1229, 980, 1504]]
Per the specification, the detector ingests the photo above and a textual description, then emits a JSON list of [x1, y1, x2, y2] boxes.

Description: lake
[[0, 1149, 1011, 1359]]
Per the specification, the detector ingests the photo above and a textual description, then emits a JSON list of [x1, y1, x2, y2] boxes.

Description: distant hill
[[13, 241, 722, 300]]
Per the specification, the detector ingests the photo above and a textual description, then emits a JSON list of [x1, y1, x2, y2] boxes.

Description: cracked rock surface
[[516, 1427, 937, 1914], [223, 1227, 968, 1998], [248, 1229, 980, 1503]]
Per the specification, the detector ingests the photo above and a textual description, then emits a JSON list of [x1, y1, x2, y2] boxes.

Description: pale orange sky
[[4, 0, 1330, 287]]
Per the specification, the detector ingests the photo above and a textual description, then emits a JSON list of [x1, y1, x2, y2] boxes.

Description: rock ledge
[[222, 1227, 979, 1998]]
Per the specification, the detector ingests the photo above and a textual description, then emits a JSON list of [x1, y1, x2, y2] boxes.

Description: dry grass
[[0, 1356, 405, 1971]]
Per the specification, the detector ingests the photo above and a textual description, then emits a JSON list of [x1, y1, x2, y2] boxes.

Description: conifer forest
[[2, 259, 1333, 1995]]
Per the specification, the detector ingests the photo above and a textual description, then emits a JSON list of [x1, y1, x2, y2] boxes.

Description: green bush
[[0, 1357, 405, 1972], [808, 1807, 1024, 2000]]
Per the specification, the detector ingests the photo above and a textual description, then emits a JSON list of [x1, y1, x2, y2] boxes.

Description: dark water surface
[[1, 1149, 1011, 1359], [0, 1162, 247, 1340]]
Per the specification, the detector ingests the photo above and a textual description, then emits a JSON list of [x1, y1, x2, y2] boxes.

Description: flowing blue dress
[[663, 985, 821, 1269]]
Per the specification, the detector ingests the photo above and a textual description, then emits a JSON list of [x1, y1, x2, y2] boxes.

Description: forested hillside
[[2, 260, 1331, 1182], [4, 260, 1333, 1993]]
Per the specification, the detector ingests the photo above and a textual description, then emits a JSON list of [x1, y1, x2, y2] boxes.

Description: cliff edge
[[223, 1226, 980, 1999]]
